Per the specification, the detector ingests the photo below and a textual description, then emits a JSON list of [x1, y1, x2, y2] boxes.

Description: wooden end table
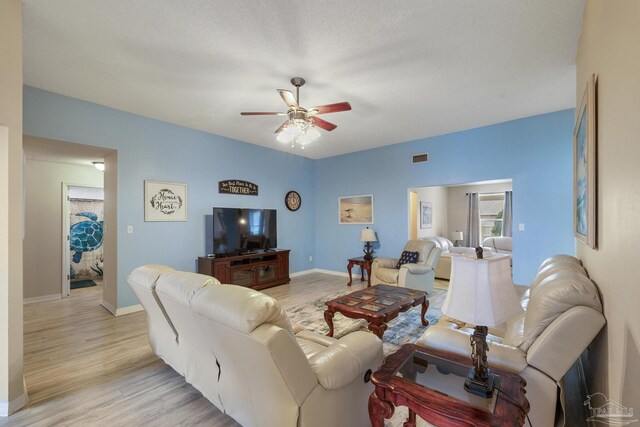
[[324, 285, 428, 339], [369, 344, 529, 427], [347, 257, 373, 287]]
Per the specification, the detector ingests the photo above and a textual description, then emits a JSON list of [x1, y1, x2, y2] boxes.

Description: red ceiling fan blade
[[308, 102, 352, 115], [278, 89, 298, 109], [274, 121, 288, 133], [240, 112, 286, 116], [311, 117, 337, 131]]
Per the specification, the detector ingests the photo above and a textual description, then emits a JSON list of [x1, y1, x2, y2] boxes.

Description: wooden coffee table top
[[325, 284, 426, 319], [324, 284, 430, 338]]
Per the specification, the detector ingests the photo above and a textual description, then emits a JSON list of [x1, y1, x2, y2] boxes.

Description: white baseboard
[[23, 293, 62, 304], [100, 300, 143, 316], [290, 269, 316, 277], [312, 269, 350, 277], [100, 299, 116, 315], [290, 268, 349, 278], [0, 392, 27, 417], [115, 304, 143, 316]]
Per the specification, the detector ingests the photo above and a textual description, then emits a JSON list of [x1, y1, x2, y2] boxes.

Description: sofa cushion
[[156, 271, 220, 306], [192, 285, 294, 335], [530, 262, 587, 294], [396, 251, 419, 269], [423, 237, 454, 252], [520, 271, 602, 351], [482, 236, 512, 253], [127, 264, 175, 290]]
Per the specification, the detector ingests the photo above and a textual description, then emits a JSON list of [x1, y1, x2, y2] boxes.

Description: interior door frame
[[61, 182, 104, 297]]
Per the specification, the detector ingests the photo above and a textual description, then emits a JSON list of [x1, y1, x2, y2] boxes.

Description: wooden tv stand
[[197, 249, 290, 291]]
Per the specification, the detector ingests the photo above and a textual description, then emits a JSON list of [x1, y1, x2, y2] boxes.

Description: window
[[478, 193, 505, 243], [249, 210, 263, 235]]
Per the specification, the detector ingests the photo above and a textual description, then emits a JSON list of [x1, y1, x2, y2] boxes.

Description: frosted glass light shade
[[306, 126, 321, 140], [442, 254, 522, 327], [277, 132, 294, 143], [360, 227, 377, 242]]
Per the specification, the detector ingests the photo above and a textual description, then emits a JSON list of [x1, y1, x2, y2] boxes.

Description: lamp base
[[464, 368, 496, 398], [363, 242, 374, 261]]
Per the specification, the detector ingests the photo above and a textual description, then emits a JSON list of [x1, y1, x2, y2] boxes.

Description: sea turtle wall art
[[69, 199, 104, 280]]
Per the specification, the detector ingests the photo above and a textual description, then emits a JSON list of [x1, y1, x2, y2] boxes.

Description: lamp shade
[[442, 254, 523, 327], [451, 231, 463, 241], [360, 227, 377, 242]]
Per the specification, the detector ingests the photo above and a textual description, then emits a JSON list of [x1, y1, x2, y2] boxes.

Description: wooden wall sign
[[218, 180, 259, 196]]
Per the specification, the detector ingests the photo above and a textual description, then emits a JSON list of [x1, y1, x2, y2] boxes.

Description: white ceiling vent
[[412, 153, 429, 164]]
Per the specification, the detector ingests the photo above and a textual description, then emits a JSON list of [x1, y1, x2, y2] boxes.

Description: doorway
[[23, 136, 117, 311], [62, 184, 104, 297]]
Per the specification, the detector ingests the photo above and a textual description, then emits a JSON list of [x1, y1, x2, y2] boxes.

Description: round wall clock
[[285, 191, 301, 211]]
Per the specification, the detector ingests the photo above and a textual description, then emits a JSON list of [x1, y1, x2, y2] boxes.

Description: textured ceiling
[[23, 0, 585, 159]]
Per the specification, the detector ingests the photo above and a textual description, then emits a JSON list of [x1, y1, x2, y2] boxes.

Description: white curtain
[[503, 191, 513, 237], [465, 192, 480, 247]]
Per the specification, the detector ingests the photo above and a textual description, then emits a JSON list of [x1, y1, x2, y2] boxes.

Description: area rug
[[70, 279, 97, 289], [286, 286, 446, 356]]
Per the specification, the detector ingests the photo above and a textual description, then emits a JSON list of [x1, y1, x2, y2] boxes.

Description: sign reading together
[[218, 180, 259, 196]]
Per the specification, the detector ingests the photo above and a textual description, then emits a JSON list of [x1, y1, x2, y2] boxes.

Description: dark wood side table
[[369, 344, 529, 427], [347, 257, 373, 287]]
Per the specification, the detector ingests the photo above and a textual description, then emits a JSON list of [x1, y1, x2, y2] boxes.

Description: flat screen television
[[212, 207, 277, 256]]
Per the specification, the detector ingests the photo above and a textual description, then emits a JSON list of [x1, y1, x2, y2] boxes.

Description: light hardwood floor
[[2, 272, 372, 427]]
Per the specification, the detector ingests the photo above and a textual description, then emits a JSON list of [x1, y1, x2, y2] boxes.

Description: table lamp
[[451, 231, 464, 247], [360, 227, 377, 261], [442, 253, 523, 398]]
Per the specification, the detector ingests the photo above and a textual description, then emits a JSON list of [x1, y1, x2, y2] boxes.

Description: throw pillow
[[396, 251, 419, 269]]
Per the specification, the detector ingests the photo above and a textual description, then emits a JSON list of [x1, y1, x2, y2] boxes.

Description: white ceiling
[[23, 0, 585, 160]]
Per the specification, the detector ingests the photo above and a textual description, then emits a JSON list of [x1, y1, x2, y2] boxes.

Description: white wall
[[414, 186, 448, 239], [24, 160, 103, 300], [0, 0, 25, 414], [447, 181, 512, 243], [577, 0, 640, 411]]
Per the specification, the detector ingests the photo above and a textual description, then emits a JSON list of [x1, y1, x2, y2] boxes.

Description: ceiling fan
[[241, 77, 351, 148]]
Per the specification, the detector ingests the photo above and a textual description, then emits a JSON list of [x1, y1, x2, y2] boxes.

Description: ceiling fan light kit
[[241, 77, 351, 149]]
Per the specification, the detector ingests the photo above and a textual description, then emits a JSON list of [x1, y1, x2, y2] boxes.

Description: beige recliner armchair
[[371, 239, 442, 293], [416, 255, 605, 427]]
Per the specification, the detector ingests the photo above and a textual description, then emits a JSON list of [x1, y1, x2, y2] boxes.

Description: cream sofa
[[128, 265, 383, 427], [371, 239, 441, 293], [424, 236, 499, 280], [481, 236, 513, 254], [416, 255, 605, 427]]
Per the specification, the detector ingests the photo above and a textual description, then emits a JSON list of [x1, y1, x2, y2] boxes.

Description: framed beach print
[[573, 74, 597, 248], [420, 201, 433, 229], [339, 194, 374, 224], [144, 180, 188, 222]]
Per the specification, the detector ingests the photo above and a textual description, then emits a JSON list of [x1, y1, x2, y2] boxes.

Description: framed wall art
[[420, 201, 433, 229], [573, 74, 597, 248], [339, 194, 374, 224], [144, 180, 188, 222]]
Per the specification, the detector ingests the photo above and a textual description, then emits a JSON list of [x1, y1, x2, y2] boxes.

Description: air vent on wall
[[412, 153, 429, 164]]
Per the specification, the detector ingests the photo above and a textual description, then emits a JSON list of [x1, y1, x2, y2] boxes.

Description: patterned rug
[[286, 286, 447, 356]]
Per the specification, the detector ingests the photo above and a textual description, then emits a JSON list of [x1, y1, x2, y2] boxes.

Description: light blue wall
[[24, 87, 316, 308], [315, 110, 575, 284]]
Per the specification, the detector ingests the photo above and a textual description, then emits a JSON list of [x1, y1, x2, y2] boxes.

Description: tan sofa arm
[[417, 325, 528, 373], [308, 331, 383, 389], [295, 330, 338, 347], [372, 258, 398, 269], [527, 306, 605, 381], [401, 263, 430, 274]]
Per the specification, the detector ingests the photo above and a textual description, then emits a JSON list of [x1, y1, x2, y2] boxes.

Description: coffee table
[[324, 284, 428, 339]]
